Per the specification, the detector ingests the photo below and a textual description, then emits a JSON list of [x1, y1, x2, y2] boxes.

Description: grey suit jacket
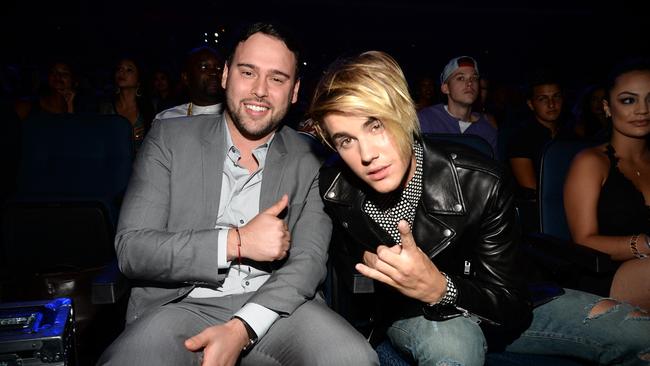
[[115, 113, 332, 324]]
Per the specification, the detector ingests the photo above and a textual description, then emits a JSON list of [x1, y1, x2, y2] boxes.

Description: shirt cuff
[[438, 272, 458, 305], [234, 303, 279, 339], [217, 229, 231, 269]]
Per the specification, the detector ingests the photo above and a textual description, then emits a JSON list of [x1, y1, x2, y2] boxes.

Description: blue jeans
[[386, 289, 650, 366], [506, 288, 650, 366], [387, 314, 487, 366]]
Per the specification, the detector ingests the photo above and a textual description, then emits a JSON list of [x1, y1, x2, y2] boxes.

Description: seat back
[[2, 113, 135, 274], [423, 132, 494, 159], [16, 113, 134, 203], [538, 139, 600, 240]]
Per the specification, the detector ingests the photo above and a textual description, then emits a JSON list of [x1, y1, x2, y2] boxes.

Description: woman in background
[[564, 58, 650, 310], [15, 60, 78, 120], [100, 57, 154, 150]]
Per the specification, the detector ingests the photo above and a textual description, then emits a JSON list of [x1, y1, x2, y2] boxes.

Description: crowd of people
[[1, 19, 649, 366]]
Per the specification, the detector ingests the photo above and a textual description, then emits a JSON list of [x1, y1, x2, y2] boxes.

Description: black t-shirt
[[507, 118, 575, 181]]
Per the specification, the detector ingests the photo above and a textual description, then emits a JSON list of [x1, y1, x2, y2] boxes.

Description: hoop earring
[[136, 87, 142, 97], [115, 87, 121, 95]]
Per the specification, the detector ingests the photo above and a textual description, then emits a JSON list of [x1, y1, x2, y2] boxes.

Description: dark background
[[2, 0, 649, 92]]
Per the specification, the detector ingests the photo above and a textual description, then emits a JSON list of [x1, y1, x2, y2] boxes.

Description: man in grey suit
[[98, 22, 378, 366]]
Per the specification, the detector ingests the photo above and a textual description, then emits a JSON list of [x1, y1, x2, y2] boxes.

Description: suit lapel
[[260, 128, 288, 211], [201, 115, 227, 228]]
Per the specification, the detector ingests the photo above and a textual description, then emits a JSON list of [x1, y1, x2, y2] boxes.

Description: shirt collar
[[223, 121, 275, 168]]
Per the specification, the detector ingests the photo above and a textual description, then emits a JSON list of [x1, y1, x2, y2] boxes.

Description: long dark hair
[[113, 55, 154, 132]]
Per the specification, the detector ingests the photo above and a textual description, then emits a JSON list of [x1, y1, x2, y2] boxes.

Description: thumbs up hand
[[355, 220, 448, 303], [235, 194, 291, 262]]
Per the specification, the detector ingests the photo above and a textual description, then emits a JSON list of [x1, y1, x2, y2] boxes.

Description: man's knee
[[416, 336, 485, 366], [388, 316, 486, 366], [98, 307, 202, 365], [318, 334, 378, 365]]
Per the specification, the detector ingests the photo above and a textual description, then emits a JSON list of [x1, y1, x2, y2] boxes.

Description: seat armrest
[[92, 259, 128, 304], [524, 232, 617, 273]]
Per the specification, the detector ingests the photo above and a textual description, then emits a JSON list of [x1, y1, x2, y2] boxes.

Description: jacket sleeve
[[452, 175, 533, 343], [114, 120, 223, 285], [246, 168, 332, 316]]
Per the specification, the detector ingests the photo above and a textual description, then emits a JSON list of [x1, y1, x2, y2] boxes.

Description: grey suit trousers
[[97, 293, 378, 366]]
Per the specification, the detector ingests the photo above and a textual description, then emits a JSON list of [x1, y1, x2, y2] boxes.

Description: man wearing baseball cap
[[418, 56, 497, 154]]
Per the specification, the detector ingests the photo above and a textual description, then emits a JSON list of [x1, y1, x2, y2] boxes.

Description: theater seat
[[0, 113, 135, 364], [523, 139, 616, 297]]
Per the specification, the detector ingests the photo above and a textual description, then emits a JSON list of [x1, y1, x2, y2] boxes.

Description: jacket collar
[[419, 138, 467, 216], [323, 138, 466, 215]]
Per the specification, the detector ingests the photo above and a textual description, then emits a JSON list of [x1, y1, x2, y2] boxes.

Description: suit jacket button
[[443, 229, 452, 237], [453, 204, 462, 212], [450, 153, 457, 160], [327, 191, 336, 198], [342, 222, 349, 228]]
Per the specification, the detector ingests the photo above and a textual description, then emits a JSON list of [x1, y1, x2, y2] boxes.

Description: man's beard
[[226, 97, 290, 140]]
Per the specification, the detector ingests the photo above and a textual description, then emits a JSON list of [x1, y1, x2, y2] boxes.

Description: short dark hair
[[183, 46, 223, 72], [225, 22, 302, 78], [526, 68, 563, 100]]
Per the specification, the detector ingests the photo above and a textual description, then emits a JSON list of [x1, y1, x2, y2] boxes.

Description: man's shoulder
[[151, 113, 224, 142], [422, 137, 503, 177], [155, 103, 189, 120], [277, 127, 326, 155], [417, 103, 447, 118], [418, 104, 456, 132]]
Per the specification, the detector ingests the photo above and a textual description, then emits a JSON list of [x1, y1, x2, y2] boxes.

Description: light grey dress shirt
[[188, 121, 278, 339]]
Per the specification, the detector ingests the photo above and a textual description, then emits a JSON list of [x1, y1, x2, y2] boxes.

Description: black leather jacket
[[320, 137, 533, 347]]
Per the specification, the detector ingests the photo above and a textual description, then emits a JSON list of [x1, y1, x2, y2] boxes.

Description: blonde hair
[[309, 51, 420, 158]]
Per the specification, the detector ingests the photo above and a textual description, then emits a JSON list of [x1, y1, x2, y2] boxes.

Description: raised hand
[[184, 319, 248, 366], [355, 220, 447, 303], [236, 194, 291, 262], [59, 88, 76, 113]]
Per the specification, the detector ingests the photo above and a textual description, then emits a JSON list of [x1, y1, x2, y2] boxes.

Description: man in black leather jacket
[[308, 51, 650, 366]]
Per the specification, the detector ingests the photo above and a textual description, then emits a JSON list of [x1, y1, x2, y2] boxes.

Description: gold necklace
[[187, 102, 193, 116]]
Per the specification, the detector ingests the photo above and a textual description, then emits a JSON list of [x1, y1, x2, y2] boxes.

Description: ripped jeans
[[387, 312, 486, 366], [386, 288, 649, 366], [506, 288, 650, 366]]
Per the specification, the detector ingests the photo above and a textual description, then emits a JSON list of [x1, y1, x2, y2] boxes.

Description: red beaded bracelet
[[235, 227, 242, 268]]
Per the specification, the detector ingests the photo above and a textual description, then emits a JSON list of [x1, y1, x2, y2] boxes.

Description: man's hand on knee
[[184, 319, 249, 366]]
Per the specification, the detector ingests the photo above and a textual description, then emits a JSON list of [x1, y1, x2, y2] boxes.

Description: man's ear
[[526, 99, 534, 111], [221, 63, 229, 90], [440, 82, 449, 96], [291, 79, 301, 104]]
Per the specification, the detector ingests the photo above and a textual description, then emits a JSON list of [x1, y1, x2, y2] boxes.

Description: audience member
[[474, 76, 498, 128], [97, 22, 377, 366], [310, 50, 650, 366], [507, 71, 575, 195], [151, 66, 176, 114], [99, 57, 154, 150], [155, 46, 223, 119], [412, 73, 439, 111], [564, 58, 650, 310], [418, 56, 497, 154], [14, 60, 79, 120], [573, 84, 610, 140]]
